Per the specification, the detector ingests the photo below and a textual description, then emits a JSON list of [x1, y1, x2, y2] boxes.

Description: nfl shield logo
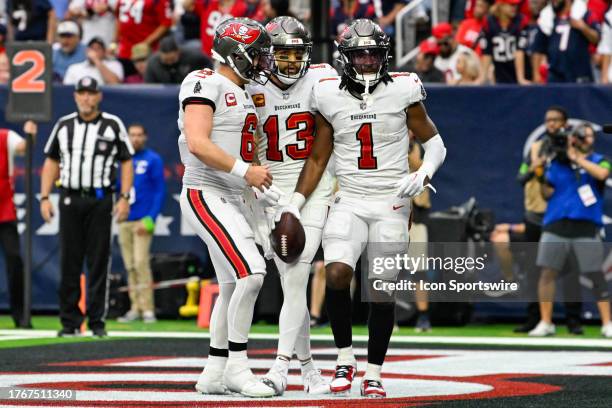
[[282, 92, 290, 100], [360, 101, 367, 110]]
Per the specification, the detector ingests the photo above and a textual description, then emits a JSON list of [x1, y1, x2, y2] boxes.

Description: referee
[[40, 76, 134, 337]]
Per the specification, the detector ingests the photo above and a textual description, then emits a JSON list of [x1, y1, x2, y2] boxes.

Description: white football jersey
[[247, 63, 338, 185], [178, 68, 258, 195], [311, 72, 426, 198]]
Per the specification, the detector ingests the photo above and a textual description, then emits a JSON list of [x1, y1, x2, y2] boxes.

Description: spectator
[[375, 0, 409, 37], [597, 7, 611, 83], [111, 0, 173, 76], [0, 121, 37, 329], [262, 0, 293, 24], [194, 0, 248, 57], [64, 37, 124, 85], [246, 0, 265, 21], [530, 123, 612, 338], [124, 43, 150, 83], [7, 0, 56, 43], [330, 0, 375, 36], [179, 0, 202, 51], [51, 0, 70, 19], [532, 0, 601, 83], [0, 24, 6, 55], [145, 36, 213, 84], [411, 39, 446, 83], [450, 51, 482, 83], [117, 124, 165, 324], [478, 0, 530, 84], [433, 22, 479, 82], [52, 20, 87, 81], [67, 0, 116, 46], [456, 0, 493, 51], [0, 53, 8, 84]]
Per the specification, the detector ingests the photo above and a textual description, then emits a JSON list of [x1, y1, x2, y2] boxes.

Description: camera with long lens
[[542, 126, 572, 163]]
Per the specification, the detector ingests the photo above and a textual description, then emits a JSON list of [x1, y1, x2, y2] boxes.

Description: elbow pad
[[419, 134, 447, 179]]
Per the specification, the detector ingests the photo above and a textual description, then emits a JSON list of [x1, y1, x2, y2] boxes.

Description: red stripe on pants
[[188, 189, 250, 279]]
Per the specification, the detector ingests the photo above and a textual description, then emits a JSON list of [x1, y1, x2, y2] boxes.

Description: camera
[[541, 126, 572, 163]]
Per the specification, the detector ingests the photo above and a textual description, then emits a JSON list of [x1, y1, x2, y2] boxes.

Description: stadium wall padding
[[1, 84, 611, 311]]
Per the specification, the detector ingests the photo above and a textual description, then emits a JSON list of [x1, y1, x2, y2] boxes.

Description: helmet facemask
[[342, 47, 388, 87], [272, 44, 312, 85], [225, 44, 275, 85]]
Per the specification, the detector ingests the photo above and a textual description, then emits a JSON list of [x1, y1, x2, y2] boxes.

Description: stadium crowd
[[0, 0, 611, 85]]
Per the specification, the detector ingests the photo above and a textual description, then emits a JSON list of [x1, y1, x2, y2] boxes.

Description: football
[[270, 212, 306, 264]]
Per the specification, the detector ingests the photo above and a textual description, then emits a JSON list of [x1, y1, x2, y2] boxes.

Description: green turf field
[[0, 314, 607, 342]]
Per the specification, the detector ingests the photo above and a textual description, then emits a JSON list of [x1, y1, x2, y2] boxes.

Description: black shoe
[[57, 328, 82, 337], [567, 320, 584, 335], [92, 328, 107, 338], [513, 320, 539, 333]]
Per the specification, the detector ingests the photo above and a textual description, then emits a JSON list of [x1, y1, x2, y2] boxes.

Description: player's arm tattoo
[[295, 112, 334, 199], [406, 102, 438, 144]]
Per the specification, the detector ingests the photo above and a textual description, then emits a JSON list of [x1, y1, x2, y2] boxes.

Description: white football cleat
[[528, 321, 556, 337], [223, 361, 275, 398], [261, 364, 288, 396], [360, 379, 386, 398], [330, 363, 357, 395], [195, 365, 227, 395], [601, 322, 612, 338], [303, 369, 330, 394]]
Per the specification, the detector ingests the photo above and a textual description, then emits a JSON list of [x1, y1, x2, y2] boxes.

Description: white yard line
[[1, 330, 611, 348]]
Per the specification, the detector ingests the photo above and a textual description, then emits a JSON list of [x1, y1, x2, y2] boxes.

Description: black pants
[[59, 192, 113, 331], [0, 221, 25, 327]]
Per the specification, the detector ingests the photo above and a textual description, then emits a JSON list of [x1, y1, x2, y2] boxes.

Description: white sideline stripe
[[1, 329, 611, 348]]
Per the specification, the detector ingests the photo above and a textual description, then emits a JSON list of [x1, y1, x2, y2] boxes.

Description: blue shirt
[[8, 0, 53, 41], [532, 12, 600, 83], [53, 44, 87, 80], [543, 152, 608, 227], [125, 149, 166, 222]]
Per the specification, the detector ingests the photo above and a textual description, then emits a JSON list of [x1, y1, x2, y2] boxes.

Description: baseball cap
[[432, 23, 453, 40], [88, 37, 106, 49], [159, 36, 179, 53], [419, 39, 440, 55], [57, 20, 80, 37], [75, 76, 100, 93]]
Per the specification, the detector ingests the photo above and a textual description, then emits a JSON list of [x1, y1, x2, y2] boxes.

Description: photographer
[[530, 123, 612, 338], [514, 106, 583, 334]]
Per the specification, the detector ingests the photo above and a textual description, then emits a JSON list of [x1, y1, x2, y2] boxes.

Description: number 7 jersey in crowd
[[177, 68, 258, 195], [312, 72, 426, 198]]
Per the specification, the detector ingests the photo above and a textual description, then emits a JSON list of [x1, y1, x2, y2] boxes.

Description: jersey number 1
[[356, 123, 377, 169]]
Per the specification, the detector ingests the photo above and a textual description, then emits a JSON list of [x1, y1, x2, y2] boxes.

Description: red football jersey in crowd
[[112, 0, 173, 59], [196, 0, 248, 57], [455, 17, 484, 54]]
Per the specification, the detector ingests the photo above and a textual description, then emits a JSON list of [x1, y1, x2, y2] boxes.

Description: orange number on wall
[[12, 50, 46, 93]]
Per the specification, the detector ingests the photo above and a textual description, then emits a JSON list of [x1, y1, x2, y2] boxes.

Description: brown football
[[270, 212, 306, 264]]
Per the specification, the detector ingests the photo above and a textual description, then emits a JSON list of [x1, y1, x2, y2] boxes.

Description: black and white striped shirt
[[44, 112, 134, 190]]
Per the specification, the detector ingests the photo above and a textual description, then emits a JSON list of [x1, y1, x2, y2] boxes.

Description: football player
[[178, 17, 277, 398], [276, 19, 447, 398], [245, 16, 336, 396]]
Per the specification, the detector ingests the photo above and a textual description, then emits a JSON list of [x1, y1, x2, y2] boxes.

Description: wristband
[[40, 196, 49, 201], [230, 159, 249, 178], [289, 192, 306, 210], [142, 216, 155, 233]]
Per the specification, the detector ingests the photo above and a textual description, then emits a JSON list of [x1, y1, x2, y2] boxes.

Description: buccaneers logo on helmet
[[219, 23, 261, 45]]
